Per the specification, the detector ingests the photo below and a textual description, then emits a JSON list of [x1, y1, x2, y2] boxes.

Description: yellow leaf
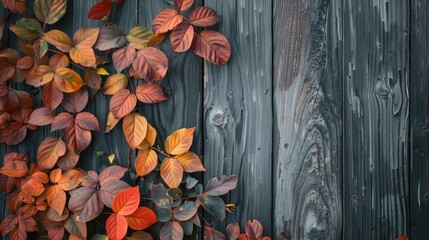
[[135, 148, 157, 177], [97, 67, 110, 76], [164, 128, 195, 155], [160, 158, 183, 188], [108, 154, 115, 164]]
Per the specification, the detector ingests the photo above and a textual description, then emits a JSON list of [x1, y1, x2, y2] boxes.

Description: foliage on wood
[[0, 0, 268, 239]]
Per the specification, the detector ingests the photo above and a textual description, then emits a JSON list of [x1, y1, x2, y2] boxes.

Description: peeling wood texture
[[273, 0, 342, 239], [410, 0, 429, 239], [343, 0, 409, 239], [2, 0, 429, 239]]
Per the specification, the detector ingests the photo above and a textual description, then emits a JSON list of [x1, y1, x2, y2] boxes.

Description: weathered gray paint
[[1, 0, 429, 239], [343, 0, 409, 239], [273, 0, 342, 239], [410, 0, 429, 239]]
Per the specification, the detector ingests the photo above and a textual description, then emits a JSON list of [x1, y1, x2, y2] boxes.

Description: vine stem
[[151, 145, 172, 158]]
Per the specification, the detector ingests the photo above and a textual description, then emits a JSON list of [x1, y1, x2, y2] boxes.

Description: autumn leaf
[[135, 148, 158, 177], [164, 127, 195, 155], [69, 28, 100, 68], [106, 214, 128, 240], [176, 151, 205, 173], [61, 88, 88, 113], [64, 214, 87, 239], [34, 0, 67, 25], [160, 158, 183, 188], [51, 112, 73, 131], [42, 82, 63, 110], [244, 220, 264, 240], [174, 0, 194, 12], [125, 207, 157, 231], [152, 9, 183, 34], [0, 160, 28, 177], [110, 89, 137, 119], [2, 0, 29, 16], [126, 26, 152, 49], [132, 47, 168, 81], [47, 185, 67, 215], [28, 107, 56, 126], [53, 68, 85, 93], [189, 6, 219, 27], [9, 18, 41, 41], [37, 137, 67, 170], [135, 82, 167, 104], [56, 144, 79, 171], [84, 68, 102, 89], [98, 165, 127, 184], [170, 22, 195, 52], [103, 73, 128, 95], [173, 201, 198, 221], [205, 175, 238, 196], [68, 187, 104, 222], [75, 112, 99, 131], [112, 45, 136, 73], [160, 221, 184, 240], [112, 186, 140, 215], [197, 195, 225, 220], [88, 0, 112, 20], [192, 30, 231, 66], [95, 25, 127, 51], [104, 112, 120, 133], [44, 30, 73, 52], [65, 122, 92, 153], [226, 223, 241, 240]]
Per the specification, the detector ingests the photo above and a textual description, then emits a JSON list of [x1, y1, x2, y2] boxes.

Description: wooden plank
[[272, 0, 342, 239], [410, 0, 429, 238], [343, 0, 409, 239], [136, 0, 203, 238], [203, 0, 273, 235]]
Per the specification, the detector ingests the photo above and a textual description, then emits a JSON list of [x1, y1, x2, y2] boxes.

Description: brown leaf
[[51, 112, 74, 131], [34, 0, 67, 25], [75, 112, 99, 131], [160, 221, 184, 240], [37, 137, 67, 170], [28, 107, 55, 126], [53, 68, 85, 93], [61, 88, 89, 113], [56, 144, 79, 171], [104, 112, 120, 133], [44, 30, 73, 52], [103, 73, 128, 95], [49, 54, 70, 70], [132, 47, 168, 81], [110, 89, 137, 119], [26, 65, 54, 87], [192, 30, 231, 66], [99, 165, 128, 184], [189, 6, 219, 27], [123, 113, 148, 149], [69, 47, 97, 68], [95, 25, 127, 51], [112, 45, 136, 73], [170, 22, 195, 52], [152, 9, 183, 34], [0, 160, 28, 177], [64, 214, 87, 239], [42, 82, 64, 110], [135, 82, 168, 104], [84, 68, 102, 89], [174, 0, 194, 12], [65, 123, 91, 153]]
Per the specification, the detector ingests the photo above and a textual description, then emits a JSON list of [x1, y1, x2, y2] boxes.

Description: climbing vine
[[0, 0, 270, 239]]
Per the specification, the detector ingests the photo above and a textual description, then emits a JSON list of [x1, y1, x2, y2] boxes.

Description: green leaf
[[197, 195, 225, 220], [181, 220, 193, 236], [126, 26, 153, 49], [91, 234, 109, 240], [173, 201, 198, 221], [166, 188, 182, 200], [9, 18, 42, 41], [34, 0, 67, 25], [150, 183, 173, 208], [156, 208, 172, 223]]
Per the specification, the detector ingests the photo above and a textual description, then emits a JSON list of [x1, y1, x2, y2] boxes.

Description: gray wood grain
[[273, 0, 342, 239], [203, 0, 273, 235], [343, 0, 409, 239], [410, 0, 429, 238]]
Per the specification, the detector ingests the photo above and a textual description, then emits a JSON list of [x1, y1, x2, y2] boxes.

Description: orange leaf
[[126, 207, 157, 230], [26, 65, 54, 87], [123, 113, 148, 149], [53, 68, 85, 93], [170, 22, 195, 52], [174, 0, 194, 12], [112, 45, 136, 73], [21, 178, 45, 196], [164, 127, 195, 155], [0, 160, 28, 177], [192, 30, 231, 66], [57, 169, 85, 191], [106, 213, 128, 240], [176, 151, 205, 173], [49, 168, 62, 183], [152, 9, 183, 34], [112, 186, 140, 215], [110, 89, 137, 119], [37, 137, 66, 170], [160, 158, 183, 188], [69, 47, 97, 68], [103, 73, 128, 95], [132, 47, 168, 81], [44, 30, 73, 52], [47, 185, 66, 215], [189, 6, 219, 27], [135, 82, 168, 104], [73, 28, 99, 48], [49, 54, 70, 70], [135, 148, 157, 177]]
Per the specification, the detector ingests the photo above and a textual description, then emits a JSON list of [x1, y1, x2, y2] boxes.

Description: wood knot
[[210, 110, 227, 127]]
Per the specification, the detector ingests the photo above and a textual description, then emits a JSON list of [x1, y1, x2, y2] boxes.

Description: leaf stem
[[151, 145, 172, 158]]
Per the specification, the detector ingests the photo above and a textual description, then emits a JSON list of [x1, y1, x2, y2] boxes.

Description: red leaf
[[0, 122, 27, 145], [37, 137, 66, 170], [51, 112, 74, 132], [42, 82, 63, 110], [174, 0, 194, 12], [0, 215, 17, 235], [170, 22, 194, 52], [112, 186, 140, 215], [56, 144, 80, 171], [99, 165, 128, 184], [126, 207, 157, 230], [109, 89, 137, 119], [75, 112, 99, 131], [192, 30, 231, 66], [28, 107, 55, 126], [65, 123, 92, 153], [88, 0, 112, 20], [112, 45, 136, 73], [132, 47, 168, 81], [99, 179, 130, 208], [136, 82, 168, 104], [245, 220, 263, 240], [189, 6, 219, 27], [61, 88, 89, 113], [152, 9, 183, 34], [106, 213, 128, 240]]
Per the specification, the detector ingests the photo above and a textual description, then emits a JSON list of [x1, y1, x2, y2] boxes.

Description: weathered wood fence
[[1, 0, 429, 239]]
